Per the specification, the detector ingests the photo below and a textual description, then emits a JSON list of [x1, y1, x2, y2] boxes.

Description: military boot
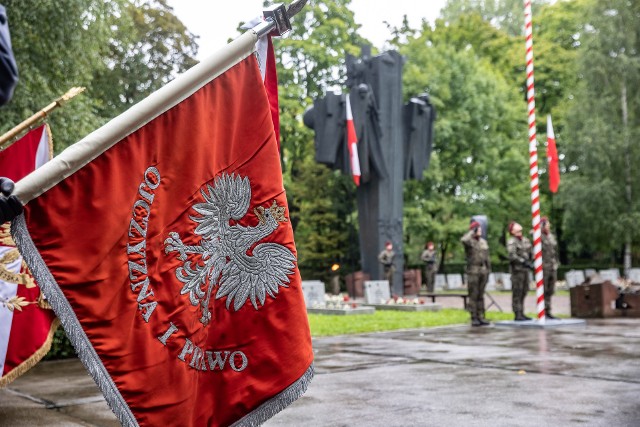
[[514, 312, 527, 321]]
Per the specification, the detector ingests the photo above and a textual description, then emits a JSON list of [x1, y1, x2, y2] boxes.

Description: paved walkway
[[3, 295, 639, 427]]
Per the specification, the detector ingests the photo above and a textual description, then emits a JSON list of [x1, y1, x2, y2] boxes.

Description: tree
[[559, 0, 640, 271], [0, 0, 197, 151], [398, 23, 530, 268], [441, 0, 551, 37], [91, 0, 198, 121], [274, 0, 370, 174], [270, 0, 371, 281]]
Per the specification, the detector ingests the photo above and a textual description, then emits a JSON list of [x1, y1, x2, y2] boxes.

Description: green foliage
[[559, 0, 640, 260], [91, 0, 198, 121], [288, 157, 359, 282], [274, 0, 370, 280], [44, 327, 76, 360], [275, 0, 369, 173], [308, 308, 514, 336], [0, 0, 197, 151], [441, 0, 551, 37], [398, 22, 530, 266]]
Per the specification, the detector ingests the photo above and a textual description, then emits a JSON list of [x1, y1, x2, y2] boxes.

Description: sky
[[168, 0, 448, 60]]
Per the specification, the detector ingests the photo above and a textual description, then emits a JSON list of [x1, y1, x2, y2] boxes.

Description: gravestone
[[435, 274, 446, 290], [486, 273, 497, 291], [599, 268, 620, 283], [301, 280, 326, 308], [446, 274, 464, 290], [565, 270, 585, 288], [584, 269, 597, 279], [403, 269, 422, 295], [498, 273, 512, 291], [364, 280, 391, 304], [628, 268, 640, 284]]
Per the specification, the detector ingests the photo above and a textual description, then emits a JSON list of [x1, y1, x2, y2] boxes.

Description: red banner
[[14, 56, 313, 426], [0, 124, 57, 387]]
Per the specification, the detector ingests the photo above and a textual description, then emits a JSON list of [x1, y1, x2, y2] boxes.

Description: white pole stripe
[[524, 0, 545, 321]]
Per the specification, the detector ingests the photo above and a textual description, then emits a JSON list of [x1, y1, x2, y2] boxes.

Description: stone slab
[[364, 280, 391, 304], [362, 303, 441, 312], [485, 273, 496, 291], [307, 307, 376, 315], [599, 268, 620, 282], [565, 270, 585, 288], [301, 280, 326, 308], [445, 274, 464, 290], [434, 274, 446, 290], [496, 273, 511, 290], [629, 268, 640, 284]]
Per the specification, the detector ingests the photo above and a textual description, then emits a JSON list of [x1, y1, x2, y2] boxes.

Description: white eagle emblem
[[164, 173, 296, 325]]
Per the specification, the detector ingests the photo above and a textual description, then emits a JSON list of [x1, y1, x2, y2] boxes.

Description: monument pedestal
[[346, 271, 369, 298], [570, 282, 619, 318], [403, 269, 422, 295]]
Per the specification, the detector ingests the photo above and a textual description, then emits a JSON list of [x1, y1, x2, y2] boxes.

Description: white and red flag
[[345, 94, 361, 186], [0, 124, 57, 387], [11, 31, 313, 426], [546, 114, 560, 193]]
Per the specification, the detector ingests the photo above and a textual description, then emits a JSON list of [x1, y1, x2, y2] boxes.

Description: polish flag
[[547, 114, 560, 193], [346, 94, 361, 186], [0, 124, 57, 387]]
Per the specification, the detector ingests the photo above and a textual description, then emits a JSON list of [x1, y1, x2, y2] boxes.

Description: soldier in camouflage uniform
[[541, 217, 559, 319], [420, 241, 438, 293], [378, 241, 396, 288], [461, 221, 491, 326], [507, 222, 533, 321]]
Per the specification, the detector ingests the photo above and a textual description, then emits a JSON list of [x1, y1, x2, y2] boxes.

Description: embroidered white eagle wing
[[191, 174, 251, 241], [217, 242, 296, 311]]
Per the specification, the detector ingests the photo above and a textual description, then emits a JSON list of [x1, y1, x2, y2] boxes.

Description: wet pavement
[[2, 295, 640, 426]]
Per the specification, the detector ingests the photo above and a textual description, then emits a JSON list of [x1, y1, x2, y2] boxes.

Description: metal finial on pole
[[253, 0, 308, 38], [0, 87, 85, 151]]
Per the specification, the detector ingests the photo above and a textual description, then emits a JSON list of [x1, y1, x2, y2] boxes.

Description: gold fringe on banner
[[0, 317, 60, 387]]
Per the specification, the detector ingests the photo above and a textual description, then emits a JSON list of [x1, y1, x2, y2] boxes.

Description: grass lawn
[[308, 289, 570, 337], [308, 308, 515, 337]]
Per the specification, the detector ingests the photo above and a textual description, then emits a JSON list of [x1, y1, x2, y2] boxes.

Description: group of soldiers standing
[[459, 217, 559, 326], [377, 216, 559, 327], [415, 218, 558, 327]]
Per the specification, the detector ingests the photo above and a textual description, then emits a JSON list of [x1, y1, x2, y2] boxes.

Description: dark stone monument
[[304, 47, 435, 296]]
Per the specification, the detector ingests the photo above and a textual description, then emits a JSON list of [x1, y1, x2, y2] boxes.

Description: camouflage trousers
[[467, 272, 488, 321], [384, 265, 395, 288], [511, 270, 529, 315], [543, 268, 557, 313], [424, 267, 436, 293]]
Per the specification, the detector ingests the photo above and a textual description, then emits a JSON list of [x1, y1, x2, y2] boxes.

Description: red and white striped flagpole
[[524, 0, 545, 321]]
